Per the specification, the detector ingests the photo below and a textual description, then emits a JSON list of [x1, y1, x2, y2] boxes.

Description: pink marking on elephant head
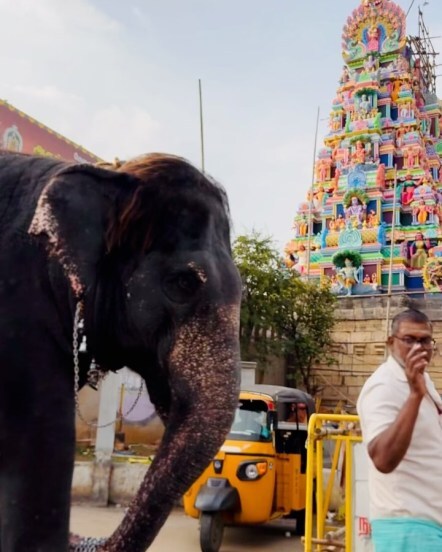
[[28, 179, 84, 298]]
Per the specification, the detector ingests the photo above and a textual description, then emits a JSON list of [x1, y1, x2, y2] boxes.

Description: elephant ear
[[29, 164, 135, 297]]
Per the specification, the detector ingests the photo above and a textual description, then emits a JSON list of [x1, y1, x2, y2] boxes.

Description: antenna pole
[[385, 166, 398, 353], [306, 107, 320, 278], [198, 79, 205, 173]]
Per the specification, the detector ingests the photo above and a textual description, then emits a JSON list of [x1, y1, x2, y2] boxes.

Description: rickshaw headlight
[[237, 461, 268, 481], [245, 464, 259, 480]]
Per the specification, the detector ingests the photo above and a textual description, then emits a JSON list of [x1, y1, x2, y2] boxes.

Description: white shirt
[[357, 355, 442, 525]]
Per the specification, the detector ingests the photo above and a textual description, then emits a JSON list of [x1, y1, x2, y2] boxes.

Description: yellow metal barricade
[[304, 413, 363, 552]]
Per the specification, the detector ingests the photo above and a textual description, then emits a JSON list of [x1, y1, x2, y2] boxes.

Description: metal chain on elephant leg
[[69, 533, 107, 551]]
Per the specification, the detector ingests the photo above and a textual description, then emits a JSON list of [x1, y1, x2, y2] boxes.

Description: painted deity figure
[[395, 123, 407, 147], [400, 174, 415, 205], [313, 186, 327, 210], [337, 213, 346, 230], [391, 79, 402, 103], [406, 147, 415, 169], [329, 168, 340, 195], [296, 216, 308, 237], [292, 245, 308, 275], [413, 177, 433, 200], [316, 159, 328, 182], [367, 209, 379, 227], [330, 112, 341, 131], [345, 196, 366, 226], [376, 163, 386, 189], [409, 232, 430, 269], [359, 94, 371, 116], [340, 66, 350, 85], [352, 141, 366, 164], [412, 199, 429, 225], [363, 55, 377, 76], [336, 258, 360, 296], [367, 25, 380, 52]]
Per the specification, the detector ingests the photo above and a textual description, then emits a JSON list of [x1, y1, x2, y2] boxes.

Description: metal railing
[[304, 413, 363, 552]]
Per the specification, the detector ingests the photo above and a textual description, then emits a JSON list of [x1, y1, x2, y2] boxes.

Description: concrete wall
[[72, 461, 150, 506], [311, 294, 442, 411]]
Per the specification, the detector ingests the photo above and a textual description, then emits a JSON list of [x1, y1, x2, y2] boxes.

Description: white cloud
[[86, 106, 162, 161], [0, 0, 120, 33], [9, 84, 83, 105]]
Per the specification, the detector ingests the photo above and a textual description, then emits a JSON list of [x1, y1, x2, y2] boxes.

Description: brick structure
[[312, 294, 442, 411]]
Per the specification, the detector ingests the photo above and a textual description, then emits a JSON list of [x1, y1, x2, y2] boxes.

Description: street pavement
[[70, 505, 304, 551]]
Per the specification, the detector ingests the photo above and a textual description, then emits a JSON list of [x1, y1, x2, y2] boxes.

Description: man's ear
[[29, 165, 135, 297]]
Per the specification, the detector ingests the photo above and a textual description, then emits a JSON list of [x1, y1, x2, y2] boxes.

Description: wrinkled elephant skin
[[0, 152, 241, 552]]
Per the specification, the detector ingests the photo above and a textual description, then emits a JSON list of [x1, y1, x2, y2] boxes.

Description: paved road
[[71, 505, 304, 551]]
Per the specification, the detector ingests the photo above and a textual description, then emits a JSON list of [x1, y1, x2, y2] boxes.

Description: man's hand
[[404, 344, 429, 398]]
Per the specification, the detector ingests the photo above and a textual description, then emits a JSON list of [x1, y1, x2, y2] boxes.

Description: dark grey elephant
[[0, 151, 241, 551]]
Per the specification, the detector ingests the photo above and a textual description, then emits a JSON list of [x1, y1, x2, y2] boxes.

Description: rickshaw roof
[[239, 384, 312, 404]]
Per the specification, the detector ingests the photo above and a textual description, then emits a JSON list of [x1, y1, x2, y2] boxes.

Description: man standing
[[357, 309, 442, 551]]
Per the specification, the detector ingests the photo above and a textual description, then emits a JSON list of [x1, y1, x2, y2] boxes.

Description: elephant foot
[[69, 532, 107, 551]]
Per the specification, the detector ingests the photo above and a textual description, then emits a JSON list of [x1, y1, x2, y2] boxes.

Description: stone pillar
[[91, 371, 121, 505], [240, 361, 256, 387]]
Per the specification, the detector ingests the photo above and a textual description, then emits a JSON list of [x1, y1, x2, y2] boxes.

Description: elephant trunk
[[100, 304, 240, 552]]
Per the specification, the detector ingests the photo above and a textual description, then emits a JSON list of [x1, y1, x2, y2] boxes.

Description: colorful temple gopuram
[[286, 0, 442, 295]]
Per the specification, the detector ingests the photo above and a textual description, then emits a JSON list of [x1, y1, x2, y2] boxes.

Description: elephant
[[0, 151, 241, 551]]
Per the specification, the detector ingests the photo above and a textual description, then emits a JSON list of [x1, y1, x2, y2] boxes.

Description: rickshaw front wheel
[[200, 512, 224, 552]]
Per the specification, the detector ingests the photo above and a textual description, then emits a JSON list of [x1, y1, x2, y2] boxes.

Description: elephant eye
[[163, 271, 203, 303]]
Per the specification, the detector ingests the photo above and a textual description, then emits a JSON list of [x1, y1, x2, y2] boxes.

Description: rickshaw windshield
[[227, 401, 271, 442]]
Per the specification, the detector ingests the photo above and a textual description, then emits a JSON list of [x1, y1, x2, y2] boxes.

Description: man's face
[[388, 320, 434, 367]]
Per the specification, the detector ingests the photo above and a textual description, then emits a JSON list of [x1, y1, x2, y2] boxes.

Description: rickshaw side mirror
[[267, 411, 277, 431]]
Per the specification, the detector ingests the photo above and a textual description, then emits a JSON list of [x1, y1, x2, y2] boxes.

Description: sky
[[0, 0, 440, 252]]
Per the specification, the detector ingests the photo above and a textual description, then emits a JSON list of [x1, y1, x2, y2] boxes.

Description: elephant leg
[[0, 374, 75, 552]]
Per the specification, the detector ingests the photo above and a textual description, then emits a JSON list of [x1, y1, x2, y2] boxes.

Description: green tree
[[233, 232, 283, 364], [275, 275, 336, 394], [233, 231, 336, 394]]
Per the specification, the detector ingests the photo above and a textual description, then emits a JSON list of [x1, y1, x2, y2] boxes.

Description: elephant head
[[0, 152, 241, 551]]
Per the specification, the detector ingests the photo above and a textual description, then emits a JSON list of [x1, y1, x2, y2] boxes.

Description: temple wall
[[311, 294, 442, 411]]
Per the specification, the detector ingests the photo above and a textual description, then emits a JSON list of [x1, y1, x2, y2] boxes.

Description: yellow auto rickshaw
[[183, 384, 315, 552]]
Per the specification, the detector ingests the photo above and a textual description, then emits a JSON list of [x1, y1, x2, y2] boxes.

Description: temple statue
[[409, 232, 431, 269], [400, 175, 415, 205], [367, 25, 380, 52], [352, 141, 366, 164], [336, 258, 360, 296], [358, 95, 371, 117], [345, 196, 366, 226], [412, 200, 429, 225], [292, 245, 308, 275]]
